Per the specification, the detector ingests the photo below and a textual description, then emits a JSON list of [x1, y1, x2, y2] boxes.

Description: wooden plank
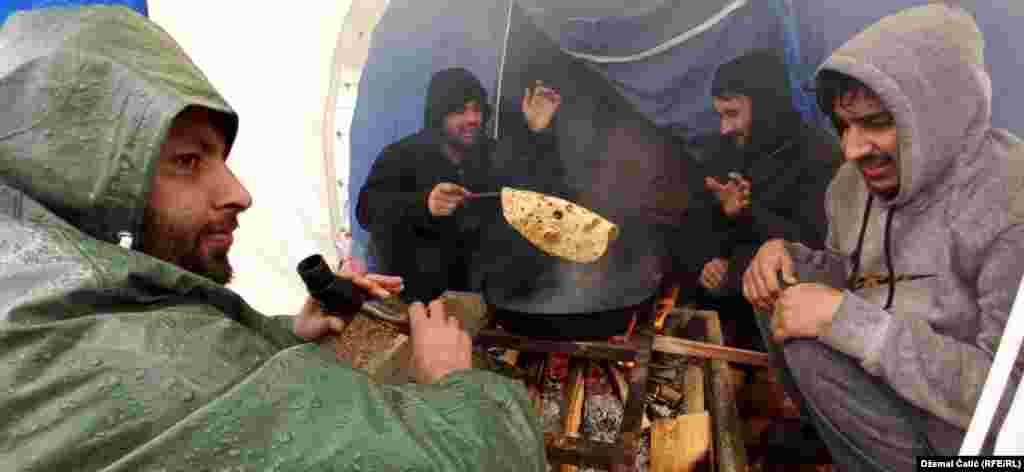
[[560, 359, 588, 472], [653, 335, 772, 368], [607, 362, 630, 404], [698, 311, 749, 472], [527, 356, 546, 418], [684, 364, 705, 414], [475, 330, 642, 362], [650, 412, 712, 472]]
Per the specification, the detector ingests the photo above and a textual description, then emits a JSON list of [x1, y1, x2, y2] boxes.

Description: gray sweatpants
[[755, 314, 965, 471]]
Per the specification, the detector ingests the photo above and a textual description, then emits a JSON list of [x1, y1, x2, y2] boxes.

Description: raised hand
[[700, 257, 730, 291], [522, 80, 562, 132], [705, 172, 752, 218]]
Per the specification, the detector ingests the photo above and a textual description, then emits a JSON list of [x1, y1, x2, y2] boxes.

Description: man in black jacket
[[357, 68, 564, 303], [692, 50, 840, 348]]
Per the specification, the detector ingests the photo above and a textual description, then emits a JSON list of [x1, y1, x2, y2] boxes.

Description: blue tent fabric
[[537, 0, 786, 137], [350, 0, 1024, 257], [0, 0, 146, 25]]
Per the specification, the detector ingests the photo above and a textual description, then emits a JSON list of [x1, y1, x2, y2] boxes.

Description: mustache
[[202, 216, 239, 236], [858, 153, 896, 167]]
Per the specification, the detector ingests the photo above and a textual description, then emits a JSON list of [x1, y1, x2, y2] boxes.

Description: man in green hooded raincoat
[[0, 6, 545, 471]]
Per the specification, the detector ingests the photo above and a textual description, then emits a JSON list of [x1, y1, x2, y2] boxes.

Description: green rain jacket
[[0, 6, 545, 472]]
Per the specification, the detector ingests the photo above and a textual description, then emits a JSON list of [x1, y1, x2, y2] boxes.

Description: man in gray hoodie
[[743, 3, 1024, 470]]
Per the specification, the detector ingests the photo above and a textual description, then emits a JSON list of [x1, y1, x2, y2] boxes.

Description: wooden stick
[[561, 359, 588, 472], [651, 412, 712, 472], [683, 364, 705, 414], [606, 362, 630, 404], [527, 355, 546, 418], [653, 335, 772, 368]]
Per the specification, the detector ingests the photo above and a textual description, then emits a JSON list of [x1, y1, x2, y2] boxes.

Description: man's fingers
[[329, 316, 346, 334], [780, 253, 798, 285], [705, 177, 725, 192], [445, 313, 464, 331], [710, 260, 728, 277], [349, 276, 391, 299], [409, 302, 428, 330], [749, 259, 770, 307], [364, 273, 403, 286], [436, 183, 468, 196], [428, 299, 447, 320], [742, 269, 753, 301], [710, 270, 723, 287]]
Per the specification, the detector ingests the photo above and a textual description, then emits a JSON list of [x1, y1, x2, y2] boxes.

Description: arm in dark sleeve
[[722, 152, 839, 294], [737, 159, 835, 249], [356, 143, 446, 235], [667, 193, 733, 278]]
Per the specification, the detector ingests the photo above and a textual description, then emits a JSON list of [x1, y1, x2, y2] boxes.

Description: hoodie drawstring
[[882, 208, 896, 310], [849, 194, 897, 310], [848, 194, 874, 286]]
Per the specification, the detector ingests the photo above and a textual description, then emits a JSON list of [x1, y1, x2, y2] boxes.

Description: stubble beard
[[141, 207, 234, 285]]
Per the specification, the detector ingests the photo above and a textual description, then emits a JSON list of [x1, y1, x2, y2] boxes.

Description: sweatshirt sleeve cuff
[[819, 291, 892, 374]]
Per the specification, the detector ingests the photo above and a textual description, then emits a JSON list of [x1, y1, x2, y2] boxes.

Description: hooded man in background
[[744, 4, 1024, 470], [357, 69, 566, 303], [692, 49, 840, 350], [0, 6, 545, 471]]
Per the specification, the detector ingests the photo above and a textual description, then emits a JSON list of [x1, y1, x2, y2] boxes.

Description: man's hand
[[700, 257, 730, 291], [522, 80, 562, 132], [742, 239, 798, 312], [410, 300, 472, 384], [428, 182, 470, 217], [705, 172, 752, 218], [770, 283, 843, 343], [293, 267, 404, 341]]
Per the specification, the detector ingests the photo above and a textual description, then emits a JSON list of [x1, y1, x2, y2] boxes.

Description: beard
[[140, 206, 235, 285], [724, 131, 749, 149], [443, 126, 482, 151]]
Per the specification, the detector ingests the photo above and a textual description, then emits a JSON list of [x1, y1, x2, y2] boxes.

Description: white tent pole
[[961, 274, 1024, 455], [492, 0, 514, 140]]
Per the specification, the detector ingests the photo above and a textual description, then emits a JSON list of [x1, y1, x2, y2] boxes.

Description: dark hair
[[813, 70, 874, 132]]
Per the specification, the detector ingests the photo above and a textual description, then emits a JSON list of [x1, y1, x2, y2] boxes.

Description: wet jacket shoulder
[[0, 7, 545, 471]]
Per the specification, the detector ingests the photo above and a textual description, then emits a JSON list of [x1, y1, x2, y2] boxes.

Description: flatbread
[[501, 187, 619, 263]]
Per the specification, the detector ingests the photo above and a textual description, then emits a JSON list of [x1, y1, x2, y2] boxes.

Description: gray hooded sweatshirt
[[788, 3, 1024, 431]]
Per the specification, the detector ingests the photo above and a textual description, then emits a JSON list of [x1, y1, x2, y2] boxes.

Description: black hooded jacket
[[357, 68, 564, 303], [693, 50, 841, 295]]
